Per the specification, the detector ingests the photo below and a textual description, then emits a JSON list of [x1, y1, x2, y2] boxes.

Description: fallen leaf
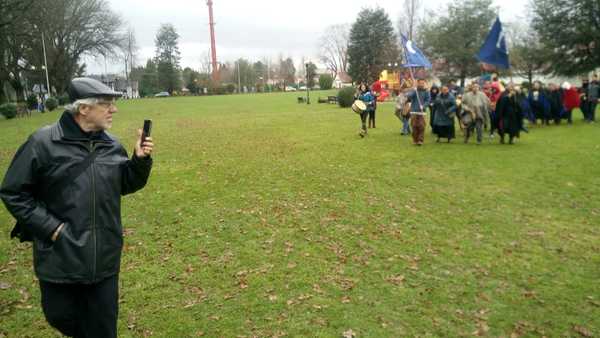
[[342, 329, 356, 338], [472, 322, 489, 336], [0, 282, 10, 290], [573, 325, 593, 337], [386, 275, 405, 285]]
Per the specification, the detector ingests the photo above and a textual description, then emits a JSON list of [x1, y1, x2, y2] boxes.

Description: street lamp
[[305, 63, 310, 104]]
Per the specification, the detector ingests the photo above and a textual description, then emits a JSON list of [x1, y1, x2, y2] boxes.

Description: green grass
[[1, 92, 599, 337]]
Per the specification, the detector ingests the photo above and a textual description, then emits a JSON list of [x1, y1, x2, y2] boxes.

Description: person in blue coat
[[355, 83, 375, 138], [528, 81, 551, 125]]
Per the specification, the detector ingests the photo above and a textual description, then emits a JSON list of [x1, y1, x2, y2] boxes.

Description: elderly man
[[406, 78, 431, 146], [0, 77, 154, 338], [461, 82, 491, 144]]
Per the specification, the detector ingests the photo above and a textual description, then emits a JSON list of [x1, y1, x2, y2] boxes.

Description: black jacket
[[0, 112, 152, 283], [496, 93, 523, 137]]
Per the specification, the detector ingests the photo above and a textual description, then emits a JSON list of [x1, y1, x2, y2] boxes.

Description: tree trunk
[[9, 77, 25, 103], [0, 79, 7, 104], [528, 68, 533, 87]]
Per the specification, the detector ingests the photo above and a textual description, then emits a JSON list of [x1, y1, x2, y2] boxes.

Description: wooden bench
[[327, 96, 338, 104]]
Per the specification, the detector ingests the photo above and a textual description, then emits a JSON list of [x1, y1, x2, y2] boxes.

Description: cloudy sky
[[85, 0, 528, 75]]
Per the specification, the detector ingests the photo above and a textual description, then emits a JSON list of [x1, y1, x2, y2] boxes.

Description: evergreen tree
[[139, 59, 159, 97], [319, 74, 334, 90], [532, 0, 600, 76], [347, 7, 399, 84], [154, 23, 181, 94]]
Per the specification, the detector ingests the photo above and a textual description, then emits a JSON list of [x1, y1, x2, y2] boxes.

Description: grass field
[[1, 91, 599, 337]]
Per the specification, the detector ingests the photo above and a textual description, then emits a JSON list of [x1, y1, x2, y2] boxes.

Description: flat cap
[[67, 77, 122, 102]]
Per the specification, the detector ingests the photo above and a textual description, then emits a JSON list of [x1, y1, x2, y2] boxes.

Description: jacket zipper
[[90, 141, 97, 282]]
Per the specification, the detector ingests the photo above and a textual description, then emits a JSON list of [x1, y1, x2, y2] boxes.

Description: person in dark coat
[[429, 85, 439, 130], [586, 74, 599, 123], [432, 85, 456, 143], [0, 78, 154, 338], [547, 83, 565, 125], [528, 81, 551, 125], [496, 84, 523, 144], [580, 78, 590, 121]]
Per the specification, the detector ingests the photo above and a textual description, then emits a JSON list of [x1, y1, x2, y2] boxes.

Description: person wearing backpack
[[0, 77, 154, 338]]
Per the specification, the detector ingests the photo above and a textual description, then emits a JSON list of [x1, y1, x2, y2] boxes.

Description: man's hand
[[51, 223, 64, 242], [135, 129, 154, 158]]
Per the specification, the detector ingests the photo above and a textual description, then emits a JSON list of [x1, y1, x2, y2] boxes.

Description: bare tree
[[397, 0, 422, 40], [38, 0, 126, 93], [199, 49, 213, 75], [119, 27, 138, 81], [318, 24, 350, 79]]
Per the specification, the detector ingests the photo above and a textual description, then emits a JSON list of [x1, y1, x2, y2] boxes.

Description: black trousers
[[587, 102, 597, 121], [40, 275, 119, 338], [368, 109, 376, 127]]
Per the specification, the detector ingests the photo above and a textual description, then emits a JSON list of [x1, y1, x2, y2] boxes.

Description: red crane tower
[[207, 0, 218, 83]]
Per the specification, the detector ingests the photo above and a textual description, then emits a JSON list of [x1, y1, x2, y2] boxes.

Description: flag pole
[[402, 37, 423, 113]]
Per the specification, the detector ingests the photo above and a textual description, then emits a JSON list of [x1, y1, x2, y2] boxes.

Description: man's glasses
[[96, 99, 116, 108]]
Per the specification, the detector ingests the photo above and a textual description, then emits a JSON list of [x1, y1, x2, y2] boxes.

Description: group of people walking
[[522, 76, 598, 125], [354, 73, 599, 146], [393, 78, 524, 145]]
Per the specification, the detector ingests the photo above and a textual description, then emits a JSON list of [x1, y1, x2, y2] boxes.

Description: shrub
[[226, 84, 236, 94], [58, 94, 70, 105], [212, 86, 228, 95], [337, 87, 356, 108], [0, 103, 17, 119], [26, 94, 38, 110], [45, 97, 58, 111], [319, 74, 334, 90]]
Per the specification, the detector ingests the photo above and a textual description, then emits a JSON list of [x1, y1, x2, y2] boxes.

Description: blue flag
[[401, 34, 432, 69], [477, 17, 510, 69]]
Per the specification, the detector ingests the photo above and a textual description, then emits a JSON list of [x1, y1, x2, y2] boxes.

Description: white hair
[[65, 98, 99, 115]]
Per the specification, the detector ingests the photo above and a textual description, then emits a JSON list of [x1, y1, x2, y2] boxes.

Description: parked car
[[154, 91, 170, 97], [284, 86, 297, 92]]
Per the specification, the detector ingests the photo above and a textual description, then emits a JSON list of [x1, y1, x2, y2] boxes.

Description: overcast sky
[[85, 0, 528, 75]]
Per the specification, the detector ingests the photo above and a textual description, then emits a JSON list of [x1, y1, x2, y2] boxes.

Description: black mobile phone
[[141, 120, 152, 143]]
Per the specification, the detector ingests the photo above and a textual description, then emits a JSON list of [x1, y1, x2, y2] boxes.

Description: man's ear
[[78, 104, 90, 116]]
